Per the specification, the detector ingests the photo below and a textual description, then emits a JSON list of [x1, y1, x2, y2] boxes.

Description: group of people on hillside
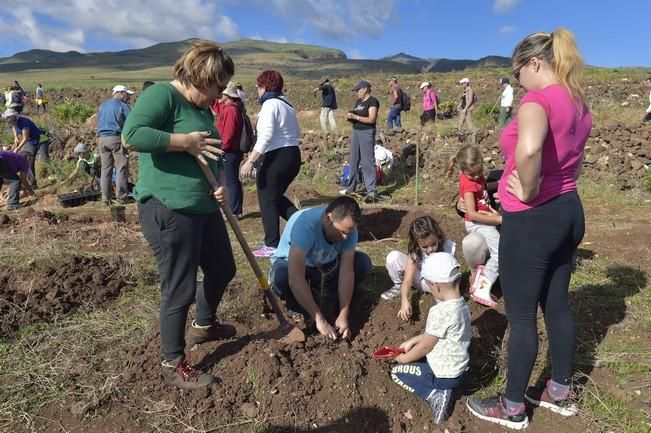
[[3, 27, 645, 432], [114, 29, 597, 432]]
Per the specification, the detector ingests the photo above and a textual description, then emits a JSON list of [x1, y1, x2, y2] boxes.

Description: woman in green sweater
[[122, 40, 237, 390]]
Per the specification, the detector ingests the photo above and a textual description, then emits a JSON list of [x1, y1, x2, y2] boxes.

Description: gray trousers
[[463, 222, 500, 282], [345, 128, 377, 194], [99, 135, 129, 201], [0, 175, 21, 209], [320, 107, 337, 131]]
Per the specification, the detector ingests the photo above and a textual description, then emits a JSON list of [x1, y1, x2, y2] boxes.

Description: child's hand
[[395, 353, 407, 364], [398, 300, 412, 321], [399, 337, 418, 353]]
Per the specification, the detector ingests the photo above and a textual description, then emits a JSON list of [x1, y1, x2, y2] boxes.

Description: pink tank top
[[498, 84, 592, 212]]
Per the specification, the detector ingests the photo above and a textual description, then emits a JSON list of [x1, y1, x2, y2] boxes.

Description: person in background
[[341, 80, 380, 203], [3, 108, 49, 188], [644, 77, 651, 122], [97, 84, 133, 204], [35, 84, 47, 113], [240, 70, 301, 258], [420, 81, 438, 126], [211, 82, 244, 218], [142, 81, 155, 91], [498, 77, 514, 127], [457, 78, 477, 139], [467, 28, 592, 430], [387, 76, 403, 134], [235, 82, 246, 110], [7, 85, 24, 114], [64, 143, 101, 189], [313, 78, 338, 131], [0, 150, 35, 210], [122, 40, 237, 390]]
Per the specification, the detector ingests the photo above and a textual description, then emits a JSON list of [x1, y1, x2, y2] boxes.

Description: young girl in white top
[[381, 216, 456, 321]]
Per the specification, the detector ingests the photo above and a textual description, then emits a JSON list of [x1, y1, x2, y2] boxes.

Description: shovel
[[372, 346, 406, 359], [195, 158, 305, 344]]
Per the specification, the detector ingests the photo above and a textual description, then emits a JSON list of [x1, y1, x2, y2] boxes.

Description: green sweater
[[122, 83, 222, 214]]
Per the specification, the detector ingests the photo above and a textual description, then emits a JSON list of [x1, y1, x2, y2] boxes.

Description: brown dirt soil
[[0, 255, 131, 337], [19, 206, 598, 433]]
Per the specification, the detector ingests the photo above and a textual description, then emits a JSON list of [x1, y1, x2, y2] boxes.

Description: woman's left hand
[[507, 169, 543, 203], [240, 159, 254, 178], [212, 185, 228, 204]]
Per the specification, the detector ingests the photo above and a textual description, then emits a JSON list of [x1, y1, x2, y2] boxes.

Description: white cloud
[[0, 0, 239, 52], [499, 25, 517, 35], [493, 0, 520, 14], [264, 0, 396, 42], [0, 0, 396, 53]]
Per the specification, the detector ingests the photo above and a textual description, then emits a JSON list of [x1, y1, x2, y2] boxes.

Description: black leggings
[[257, 146, 301, 247], [500, 191, 584, 403]]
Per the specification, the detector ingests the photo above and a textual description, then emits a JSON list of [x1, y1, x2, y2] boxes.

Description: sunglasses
[[512, 63, 525, 81]]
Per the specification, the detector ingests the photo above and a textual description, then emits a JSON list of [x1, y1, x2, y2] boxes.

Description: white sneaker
[[381, 285, 401, 300], [339, 189, 348, 196]]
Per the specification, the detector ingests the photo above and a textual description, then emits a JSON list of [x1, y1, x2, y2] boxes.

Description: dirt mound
[[0, 255, 131, 337], [115, 287, 518, 433], [357, 208, 466, 244]]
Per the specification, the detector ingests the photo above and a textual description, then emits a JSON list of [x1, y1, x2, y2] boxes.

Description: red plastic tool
[[372, 346, 406, 359]]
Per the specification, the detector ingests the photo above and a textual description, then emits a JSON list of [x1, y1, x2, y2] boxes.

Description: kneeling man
[[270, 196, 372, 340]]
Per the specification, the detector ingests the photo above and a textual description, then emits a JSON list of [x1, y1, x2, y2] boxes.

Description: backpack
[[400, 89, 411, 112], [239, 108, 256, 153], [11, 91, 22, 105]]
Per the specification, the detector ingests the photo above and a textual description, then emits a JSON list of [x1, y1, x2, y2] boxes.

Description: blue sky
[[0, 0, 648, 67]]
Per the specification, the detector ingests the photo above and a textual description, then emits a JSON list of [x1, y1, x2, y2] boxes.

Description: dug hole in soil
[[0, 255, 131, 337]]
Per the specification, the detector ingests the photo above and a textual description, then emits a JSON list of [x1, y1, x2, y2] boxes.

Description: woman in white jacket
[[240, 70, 301, 257]]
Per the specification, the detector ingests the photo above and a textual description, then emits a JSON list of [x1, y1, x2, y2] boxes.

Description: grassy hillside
[[0, 38, 513, 88]]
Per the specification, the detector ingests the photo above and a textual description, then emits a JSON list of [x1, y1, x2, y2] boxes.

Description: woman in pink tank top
[[467, 29, 592, 430]]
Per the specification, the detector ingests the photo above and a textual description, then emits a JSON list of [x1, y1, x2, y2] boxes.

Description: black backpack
[[400, 89, 411, 112], [239, 108, 256, 153]]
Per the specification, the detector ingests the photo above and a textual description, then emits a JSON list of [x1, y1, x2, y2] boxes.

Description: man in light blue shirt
[[97, 84, 133, 204], [270, 196, 372, 340]]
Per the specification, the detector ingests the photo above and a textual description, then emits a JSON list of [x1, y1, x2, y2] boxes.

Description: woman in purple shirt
[[467, 29, 592, 430]]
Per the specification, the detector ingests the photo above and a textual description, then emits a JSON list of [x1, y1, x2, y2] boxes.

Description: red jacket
[[211, 100, 243, 152]]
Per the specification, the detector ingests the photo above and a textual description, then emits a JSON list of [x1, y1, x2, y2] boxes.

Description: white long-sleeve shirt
[[500, 84, 514, 108], [647, 90, 651, 113], [253, 96, 301, 154]]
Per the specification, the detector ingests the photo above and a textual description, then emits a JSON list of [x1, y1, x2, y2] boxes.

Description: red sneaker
[[525, 380, 578, 416]]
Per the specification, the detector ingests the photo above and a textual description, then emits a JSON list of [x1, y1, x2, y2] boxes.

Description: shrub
[[437, 100, 456, 115], [51, 102, 94, 125], [474, 102, 499, 129], [645, 169, 651, 192]]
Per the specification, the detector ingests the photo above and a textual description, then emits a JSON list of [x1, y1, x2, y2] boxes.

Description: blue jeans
[[269, 251, 372, 320], [391, 359, 465, 401], [223, 151, 244, 215], [387, 106, 402, 129]]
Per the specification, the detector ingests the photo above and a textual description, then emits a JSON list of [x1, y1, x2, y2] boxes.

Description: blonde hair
[[446, 145, 483, 179], [512, 28, 585, 106], [173, 40, 234, 89]]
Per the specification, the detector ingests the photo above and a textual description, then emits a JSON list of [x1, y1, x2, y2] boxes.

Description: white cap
[[419, 81, 431, 89], [421, 252, 461, 284], [458, 78, 470, 84], [1, 108, 18, 119], [74, 143, 89, 154], [112, 85, 135, 95]]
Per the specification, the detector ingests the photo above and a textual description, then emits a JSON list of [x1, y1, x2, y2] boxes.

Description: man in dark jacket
[[313, 79, 338, 131]]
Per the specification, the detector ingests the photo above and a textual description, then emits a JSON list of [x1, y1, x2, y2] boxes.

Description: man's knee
[[269, 260, 291, 297]]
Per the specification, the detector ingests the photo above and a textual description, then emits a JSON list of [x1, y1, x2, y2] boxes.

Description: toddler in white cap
[[390, 252, 471, 425]]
